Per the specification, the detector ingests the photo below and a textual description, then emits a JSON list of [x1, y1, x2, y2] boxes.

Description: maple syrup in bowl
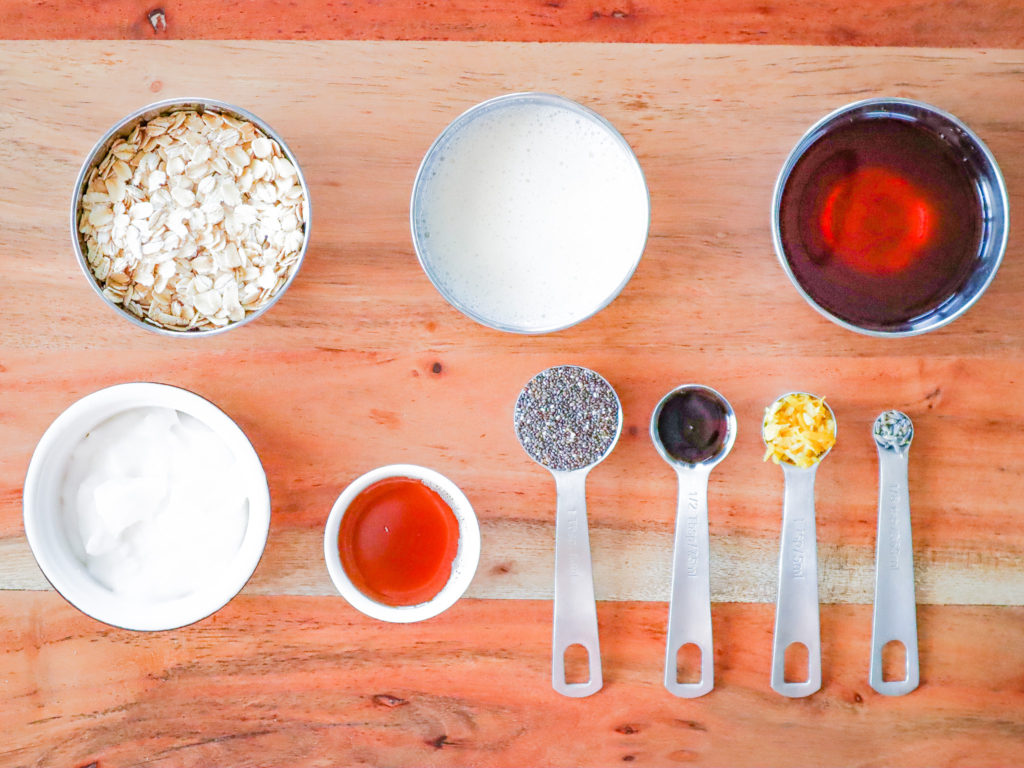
[[324, 464, 480, 623], [773, 99, 1008, 336]]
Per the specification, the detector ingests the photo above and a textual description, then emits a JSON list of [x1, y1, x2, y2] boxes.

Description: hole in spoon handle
[[665, 639, 713, 697], [553, 638, 602, 697], [771, 637, 821, 697], [870, 637, 919, 695]]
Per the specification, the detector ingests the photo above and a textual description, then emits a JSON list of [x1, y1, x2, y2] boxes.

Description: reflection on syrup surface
[[779, 117, 982, 328]]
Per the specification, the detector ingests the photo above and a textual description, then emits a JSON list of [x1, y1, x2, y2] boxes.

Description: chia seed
[[514, 365, 621, 471], [873, 410, 914, 450]]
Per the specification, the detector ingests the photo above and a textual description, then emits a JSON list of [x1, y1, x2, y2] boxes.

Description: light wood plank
[[0, 43, 1022, 358], [1, 593, 1022, 767], [2, 0, 1024, 48], [1, 43, 1023, 605], [2, 346, 1022, 604], [1, 43, 1023, 768]]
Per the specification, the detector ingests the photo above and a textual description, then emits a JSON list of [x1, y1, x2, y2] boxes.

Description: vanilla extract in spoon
[[655, 389, 731, 464], [651, 385, 736, 698]]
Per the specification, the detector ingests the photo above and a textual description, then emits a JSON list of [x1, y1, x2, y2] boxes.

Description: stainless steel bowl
[[771, 98, 1009, 337], [71, 98, 312, 337], [410, 92, 650, 334]]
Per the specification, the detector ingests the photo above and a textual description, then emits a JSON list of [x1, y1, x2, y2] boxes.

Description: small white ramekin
[[324, 464, 480, 623], [23, 383, 271, 631]]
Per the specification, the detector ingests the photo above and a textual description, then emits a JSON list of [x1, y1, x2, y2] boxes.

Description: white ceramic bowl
[[324, 464, 480, 622], [23, 383, 271, 631]]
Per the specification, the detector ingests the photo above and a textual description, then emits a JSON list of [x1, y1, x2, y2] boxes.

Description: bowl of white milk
[[23, 383, 271, 631], [411, 93, 650, 333]]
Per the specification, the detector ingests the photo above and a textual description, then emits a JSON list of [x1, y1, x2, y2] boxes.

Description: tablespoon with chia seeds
[[869, 410, 919, 696], [651, 385, 736, 697], [514, 365, 622, 698], [763, 392, 836, 698]]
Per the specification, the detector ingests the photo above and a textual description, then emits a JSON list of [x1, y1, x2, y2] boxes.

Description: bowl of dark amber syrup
[[772, 98, 1009, 336], [324, 464, 481, 622]]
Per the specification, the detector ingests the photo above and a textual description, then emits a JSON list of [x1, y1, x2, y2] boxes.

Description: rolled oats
[[79, 109, 306, 332]]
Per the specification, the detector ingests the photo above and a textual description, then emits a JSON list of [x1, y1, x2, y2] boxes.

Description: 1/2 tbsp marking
[[685, 490, 699, 577]]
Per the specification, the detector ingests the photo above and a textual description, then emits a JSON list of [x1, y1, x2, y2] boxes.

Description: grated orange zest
[[762, 393, 836, 468]]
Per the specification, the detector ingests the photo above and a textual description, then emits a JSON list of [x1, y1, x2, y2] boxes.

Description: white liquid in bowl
[[413, 95, 649, 332]]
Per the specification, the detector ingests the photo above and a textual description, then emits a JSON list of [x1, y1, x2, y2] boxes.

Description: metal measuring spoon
[[869, 410, 919, 696], [763, 392, 836, 698], [514, 365, 622, 698], [651, 385, 736, 697]]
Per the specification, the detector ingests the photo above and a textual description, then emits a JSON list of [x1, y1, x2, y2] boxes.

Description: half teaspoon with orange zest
[[763, 392, 836, 697]]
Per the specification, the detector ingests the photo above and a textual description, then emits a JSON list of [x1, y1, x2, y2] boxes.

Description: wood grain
[[0, 43, 1022, 606], [2, 594, 1022, 767], [2, 0, 1023, 47], [1, 42, 1024, 766]]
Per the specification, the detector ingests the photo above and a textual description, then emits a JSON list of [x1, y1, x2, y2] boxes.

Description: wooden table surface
[[1, 17, 1022, 768]]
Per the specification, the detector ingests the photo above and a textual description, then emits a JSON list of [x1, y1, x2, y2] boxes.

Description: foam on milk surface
[[60, 407, 250, 601], [416, 100, 648, 330]]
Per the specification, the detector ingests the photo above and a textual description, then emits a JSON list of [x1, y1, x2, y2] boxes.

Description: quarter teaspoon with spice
[[869, 409, 919, 696], [873, 409, 913, 452]]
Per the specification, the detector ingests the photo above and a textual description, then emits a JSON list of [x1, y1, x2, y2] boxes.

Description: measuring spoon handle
[[870, 447, 919, 695], [552, 469, 602, 697], [771, 464, 821, 697], [665, 467, 714, 697]]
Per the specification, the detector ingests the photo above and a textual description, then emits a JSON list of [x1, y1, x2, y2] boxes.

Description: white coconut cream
[[60, 406, 250, 601]]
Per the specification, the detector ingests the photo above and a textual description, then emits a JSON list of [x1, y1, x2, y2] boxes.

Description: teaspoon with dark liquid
[[651, 385, 736, 697]]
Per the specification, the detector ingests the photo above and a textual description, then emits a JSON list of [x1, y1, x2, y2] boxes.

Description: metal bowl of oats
[[72, 98, 311, 335]]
